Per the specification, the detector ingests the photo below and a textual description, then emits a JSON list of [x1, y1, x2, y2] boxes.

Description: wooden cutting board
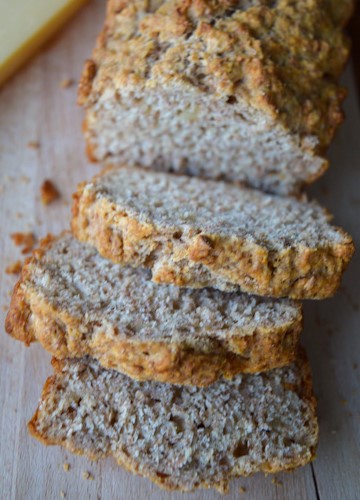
[[0, 1, 359, 498]]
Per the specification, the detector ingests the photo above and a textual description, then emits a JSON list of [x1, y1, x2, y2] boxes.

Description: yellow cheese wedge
[[0, 0, 89, 87]]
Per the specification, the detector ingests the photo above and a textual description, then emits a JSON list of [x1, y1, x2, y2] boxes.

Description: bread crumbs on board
[[41, 180, 61, 205], [27, 141, 40, 149], [10, 232, 36, 254], [63, 463, 70, 472], [82, 471, 94, 480], [5, 261, 22, 275], [60, 78, 74, 89]]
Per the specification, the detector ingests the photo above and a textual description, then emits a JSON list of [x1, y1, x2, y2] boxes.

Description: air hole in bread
[[283, 438, 295, 447], [233, 441, 249, 458], [170, 415, 185, 433], [172, 231, 183, 239], [226, 96, 237, 105], [219, 456, 230, 467], [109, 410, 118, 425]]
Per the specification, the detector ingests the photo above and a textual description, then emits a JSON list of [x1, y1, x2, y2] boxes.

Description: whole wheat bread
[[72, 166, 354, 299], [78, 0, 352, 194], [6, 233, 302, 386], [29, 353, 318, 493]]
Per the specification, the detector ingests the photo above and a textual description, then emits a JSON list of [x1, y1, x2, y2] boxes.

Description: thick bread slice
[[29, 354, 318, 493], [78, 0, 352, 194], [6, 233, 302, 386], [72, 166, 354, 299]]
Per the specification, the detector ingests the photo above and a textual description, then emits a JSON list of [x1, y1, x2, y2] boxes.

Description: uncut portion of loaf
[[29, 354, 318, 493], [6, 233, 302, 386], [72, 166, 354, 299], [78, 0, 352, 194]]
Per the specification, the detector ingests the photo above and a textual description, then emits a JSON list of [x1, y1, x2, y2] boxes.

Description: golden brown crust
[[6, 266, 35, 345], [72, 181, 355, 299], [28, 351, 318, 493], [6, 234, 302, 386], [6, 235, 56, 344], [77, 59, 97, 106], [78, 0, 352, 159]]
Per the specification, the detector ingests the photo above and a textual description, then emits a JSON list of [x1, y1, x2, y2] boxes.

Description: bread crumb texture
[[6, 233, 302, 385], [29, 354, 318, 493], [72, 166, 354, 299]]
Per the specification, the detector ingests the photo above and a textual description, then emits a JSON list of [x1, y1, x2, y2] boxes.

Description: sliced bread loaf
[[29, 354, 318, 493], [72, 166, 354, 299], [6, 233, 302, 386], [78, 0, 352, 194]]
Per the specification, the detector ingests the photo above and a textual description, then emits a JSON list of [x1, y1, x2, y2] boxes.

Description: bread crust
[[72, 171, 354, 299], [78, 0, 353, 191], [28, 352, 318, 493], [6, 234, 302, 386]]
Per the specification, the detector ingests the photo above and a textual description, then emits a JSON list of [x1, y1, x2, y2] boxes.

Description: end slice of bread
[[6, 233, 302, 386], [78, 0, 352, 194], [29, 353, 318, 493], [72, 166, 354, 299]]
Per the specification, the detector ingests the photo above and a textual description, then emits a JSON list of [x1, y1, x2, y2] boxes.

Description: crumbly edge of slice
[[6, 235, 302, 386], [72, 173, 354, 299], [28, 352, 318, 493]]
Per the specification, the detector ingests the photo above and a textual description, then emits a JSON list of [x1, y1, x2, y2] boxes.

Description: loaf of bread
[[78, 0, 352, 194], [29, 353, 318, 492], [6, 233, 302, 386], [72, 166, 354, 299]]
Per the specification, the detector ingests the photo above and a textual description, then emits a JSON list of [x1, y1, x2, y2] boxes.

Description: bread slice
[[72, 166, 354, 299], [29, 353, 318, 493], [6, 233, 302, 386], [78, 0, 352, 194]]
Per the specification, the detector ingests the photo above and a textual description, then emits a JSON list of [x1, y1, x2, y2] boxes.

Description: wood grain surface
[[0, 1, 359, 499]]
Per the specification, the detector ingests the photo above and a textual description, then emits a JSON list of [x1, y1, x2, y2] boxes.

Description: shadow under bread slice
[[6, 232, 302, 386]]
